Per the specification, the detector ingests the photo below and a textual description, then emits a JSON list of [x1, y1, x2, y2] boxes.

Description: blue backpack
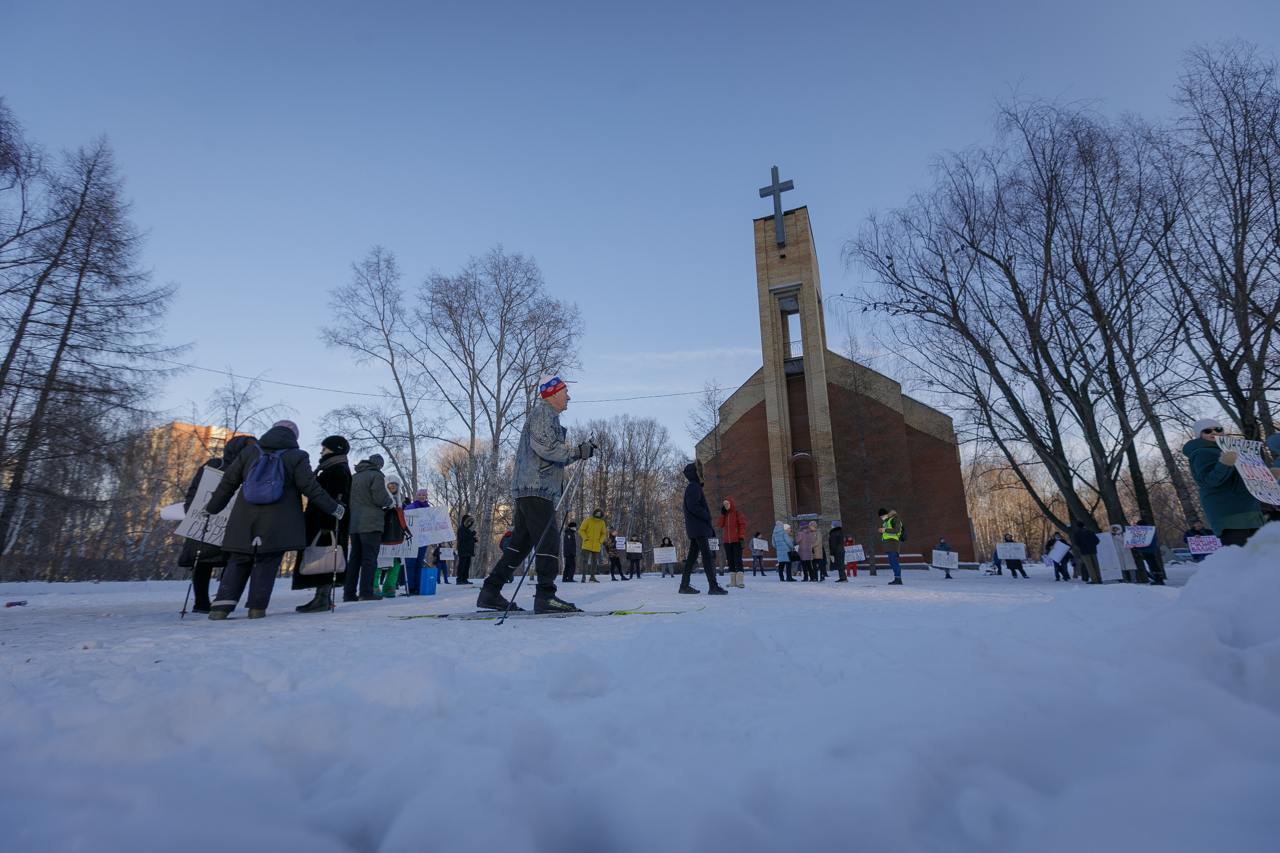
[[242, 449, 286, 505]]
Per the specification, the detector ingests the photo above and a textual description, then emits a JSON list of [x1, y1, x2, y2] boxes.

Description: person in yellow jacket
[[879, 507, 904, 586], [577, 508, 608, 583]]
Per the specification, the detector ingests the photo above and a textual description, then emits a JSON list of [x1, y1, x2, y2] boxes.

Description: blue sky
[[3, 1, 1278, 453]]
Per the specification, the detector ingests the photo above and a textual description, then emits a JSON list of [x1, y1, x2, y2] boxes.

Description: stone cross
[[758, 165, 795, 247]]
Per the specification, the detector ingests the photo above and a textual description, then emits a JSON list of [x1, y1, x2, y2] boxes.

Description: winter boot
[[208, 608, 231, 620], [678, 584, 701, 594], [888, 578, 903, 586], [534, 595, 581, 615], [476, 586, 525, 612], [708, 585, 728, 595], [358, 592, 384, 602], [296, 586, 331, 613], [247, 608, 266, 619], [589, 576, 600, 583]]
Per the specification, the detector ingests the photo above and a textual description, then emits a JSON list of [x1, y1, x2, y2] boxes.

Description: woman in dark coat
[[176, 435, 256, 612], [294, 435, 352, 613]]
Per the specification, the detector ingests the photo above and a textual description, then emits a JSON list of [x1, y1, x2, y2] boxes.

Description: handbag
[[381, 506, 408, 545], [299, 530, 344, 576]]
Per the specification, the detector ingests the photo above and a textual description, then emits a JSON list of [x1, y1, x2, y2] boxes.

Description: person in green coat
[[1183, 418, 1265, 547]]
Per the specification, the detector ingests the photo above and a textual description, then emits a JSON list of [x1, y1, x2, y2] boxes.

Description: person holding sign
[[176, 435, 255, 613], [205, 421, 344, 620], [678, 462, 728, 595], [879, 508, 904, 586], [933, 537, 954, 579], [657, 536, 676, 577], [1129, 517, 1165, 585], [1182, 518, 1214, 563], [607, 532, 627, 581], [625, 539, 643, 578], [1183, 419, 1266, 547], [1043, 532, 1071, 582], [475, 374, 594, 614], [995, 534, 1028, 578], [1071, 521, 1103, 584], [749, 532, 766, 577]]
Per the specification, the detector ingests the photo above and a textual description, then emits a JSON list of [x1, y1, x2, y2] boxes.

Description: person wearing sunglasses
[[1183, 418, 1265, 547]]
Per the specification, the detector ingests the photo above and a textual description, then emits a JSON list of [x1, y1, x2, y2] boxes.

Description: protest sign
[[615, 536, 627, 550], [406, 506, 454, 546], [1047, 541, 1070, 563], [708, 538, 719, 552], [1187, 535, 1222, 555], [653, 546, 678, 564], [1123, 526, 1156, 549], [1217, 437, 1280, 505], [751, 538, 769, 552], [931, 550, 959, 570], [174, 468, 235, 546], [625, 541, 642, 554], [844, 544, 865, 563], [1095, 535, 1123, 582], [439, 547, 456, 561], [995, 542, 1026, 561]]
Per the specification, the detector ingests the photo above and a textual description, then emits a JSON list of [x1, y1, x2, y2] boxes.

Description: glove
[[577, 440, 596, 460], [332, 504, 346, 520], [1219, 450, 1238, 466]]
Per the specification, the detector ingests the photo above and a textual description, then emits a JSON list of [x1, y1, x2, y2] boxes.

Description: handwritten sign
[[708, 538, 719, 552], [615, 536, 627, 550], [931, 550, 959, 570], [995, 542, 1026, 561], [1217, 437, 1280, 505], [407, 506, 455, 546], [439, 547, 456, 561], [625, 542, 642, 554], [1187, 535, 1222, 555], [1123, 526, 1156, 549], [844, 544, 865, 563], [653, 546, 678, 564], [174, 468, 236, 546], [751, 538, 769, 552], [1047, 541, 1070, 563]]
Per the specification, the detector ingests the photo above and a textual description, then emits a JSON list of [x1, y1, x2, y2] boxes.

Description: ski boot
[[476, 587, 525, 612], [534, 595, 581, 614], [678, 584, 700, 594], [247, 608, 266, 619]]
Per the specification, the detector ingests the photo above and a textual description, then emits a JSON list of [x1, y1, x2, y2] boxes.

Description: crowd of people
[[176, 397, 1280, 620]]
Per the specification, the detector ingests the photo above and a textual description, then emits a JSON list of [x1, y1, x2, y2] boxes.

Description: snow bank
[[2, 534, 1278, 852]]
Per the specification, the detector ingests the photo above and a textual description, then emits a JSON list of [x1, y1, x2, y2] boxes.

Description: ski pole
[[496, 448, 591, 626], [180, 513, 213, 619]]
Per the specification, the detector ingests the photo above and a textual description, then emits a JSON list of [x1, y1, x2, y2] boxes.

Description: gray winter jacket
[[205, 427, 340, 555], [510, 398, 581, 502], [349, 455, 394, 534]]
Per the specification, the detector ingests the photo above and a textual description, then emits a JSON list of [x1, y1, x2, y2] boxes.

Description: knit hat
[[877, 507, 889, 517], [321, 434, 349, 454], [272, 419, 300, 438], [414, 488, 429, 500], [538, 374, 568, 399], [1191, 418, 1223, 436]]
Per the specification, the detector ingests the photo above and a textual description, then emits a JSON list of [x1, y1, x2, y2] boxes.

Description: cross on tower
[[758, 165, 795, 247]]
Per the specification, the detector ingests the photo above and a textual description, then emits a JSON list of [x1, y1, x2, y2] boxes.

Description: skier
[[578, 509, 607, 583], [879, 508, 904, 586], [1184, 418, 1266, 547], [205, 421, 343, 619], [475, 374, 594, 614], [678, 462, 727, 595], [829, 520, 847, 581], [344, 454, 394, 602]]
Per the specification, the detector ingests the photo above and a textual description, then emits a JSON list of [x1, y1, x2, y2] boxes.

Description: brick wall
[[904, 425, 975, 560], [701, 399, 776, 541]]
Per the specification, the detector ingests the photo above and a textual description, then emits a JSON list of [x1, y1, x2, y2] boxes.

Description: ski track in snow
[[3, 529, 1280, 853]]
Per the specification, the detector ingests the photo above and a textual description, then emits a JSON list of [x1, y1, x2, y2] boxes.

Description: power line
[[155, 357, 756, 406]]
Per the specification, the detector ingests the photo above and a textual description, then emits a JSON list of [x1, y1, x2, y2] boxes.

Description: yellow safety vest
[[880, 517, 901, 541]]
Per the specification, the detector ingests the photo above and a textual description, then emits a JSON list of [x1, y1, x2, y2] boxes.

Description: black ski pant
[[831, 554, 846, 580], [455, 553, 473, 583], [609, 555, 624, 579], [562, 553, 576, 582], [1051, 559, 1070, 581], [344, 531, 382, 599], [192, 564, 213, 610], [482, 496, 560, 598], [1132, 551, 1165, 583], [725, 541, 744, 575], [801, 560, 815, 581], [1006, 560, 1028, 578], [627, 558, 642, 578], [680, 536, 718, 589], [776, 560, 789, 581], [213, 551, 285, 612]]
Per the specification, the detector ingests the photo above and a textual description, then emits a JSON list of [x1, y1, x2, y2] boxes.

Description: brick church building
[[695, 177, 974, 561]]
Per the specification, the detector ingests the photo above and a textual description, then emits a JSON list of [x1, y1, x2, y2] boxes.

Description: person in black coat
[[561, 521, 578, 582], [828, 521, 847, 582], [1071, 521, 1103, 584], [204, 421, 343, 619], [678, 462, 726, 595], [455, 513, 477, 585], [292, 435, 352, 613], [176, 435, 256, 612]]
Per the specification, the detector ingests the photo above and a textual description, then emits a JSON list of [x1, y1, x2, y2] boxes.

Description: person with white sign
[[625, 538, 643, 578], [1129, 517, 1166, 585], [607, 531, 627, 581], [749, 532, 767, 577], [1043, 532, 1071, 582], [994, 534, 1028, 578], [1181, 518, 1214, 563], [933, 537, 954, 579], [175, 435, 255, 613], [1183, 418, 1266, 547], [1071, 521, 1103, 584], [678, 462, 728, 595], [204, 421, 344, 620]]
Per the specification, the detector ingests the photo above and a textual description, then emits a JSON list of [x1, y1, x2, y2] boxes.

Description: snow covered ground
[[3, 529, 1279, 853]]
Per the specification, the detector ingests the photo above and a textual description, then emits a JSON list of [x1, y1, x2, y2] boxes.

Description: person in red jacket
[[717, 497, 748, 588]]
